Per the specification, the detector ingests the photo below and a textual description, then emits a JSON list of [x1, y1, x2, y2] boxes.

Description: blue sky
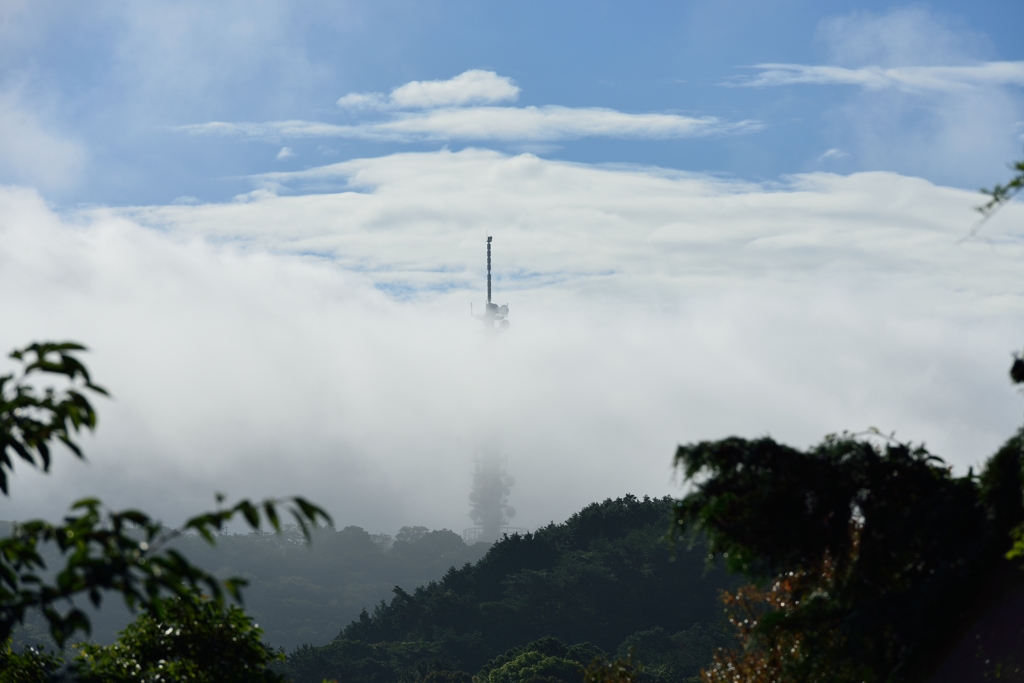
[[2, 2, 1024, 533], [4, 1, 1023, 205]]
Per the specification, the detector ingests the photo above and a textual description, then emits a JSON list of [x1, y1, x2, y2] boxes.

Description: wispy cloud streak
[[733, 61, 1024, 93], [178, 106, 761, 143]]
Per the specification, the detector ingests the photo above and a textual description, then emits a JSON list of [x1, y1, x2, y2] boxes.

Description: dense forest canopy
[[672, 426, 1024, 683]]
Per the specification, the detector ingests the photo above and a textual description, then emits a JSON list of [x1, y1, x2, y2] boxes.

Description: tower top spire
[[474, 235, 509, 331]]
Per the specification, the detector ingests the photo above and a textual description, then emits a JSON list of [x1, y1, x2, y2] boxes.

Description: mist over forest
[[5, 521, 487, 649]]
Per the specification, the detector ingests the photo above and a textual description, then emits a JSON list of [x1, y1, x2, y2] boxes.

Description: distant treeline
[[181, 524, 493, 649], [281, 495, 738, 683], [3, 521, 489, 650]]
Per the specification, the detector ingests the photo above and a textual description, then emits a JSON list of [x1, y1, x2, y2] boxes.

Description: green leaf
[[238, 501, 260, 529], [263, 501, 280, 532]]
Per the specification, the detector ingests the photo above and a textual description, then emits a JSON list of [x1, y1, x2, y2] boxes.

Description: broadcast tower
[[464, 236, 523, 543]]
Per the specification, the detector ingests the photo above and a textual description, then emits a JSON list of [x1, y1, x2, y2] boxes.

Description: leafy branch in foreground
[[1, 494, 331, 647], [965, 156, 1024, 239], [1010, 349, 1024, 388], [73, 590, 285, 683], [0, 340, 332, 647], [2, 588, 289, 683], [978, 158, 1024, 218], [0, 342, 108, 495]]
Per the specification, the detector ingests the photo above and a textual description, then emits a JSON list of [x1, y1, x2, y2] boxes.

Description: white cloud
[[818, 148, 849, 162], [337, 70, 520, 111], [117, 149, 1024, 302], [736, 61, 1024, 93], [389, 70, 520, 108], [4, 151, 1023, 535], [276, 146, 296, 160], [179, 106, 760, 143], [373, 106, 755, 140], [183, 68, 758, 145]]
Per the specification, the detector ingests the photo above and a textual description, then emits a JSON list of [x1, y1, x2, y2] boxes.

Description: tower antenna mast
[[473, 235, 509, 332]]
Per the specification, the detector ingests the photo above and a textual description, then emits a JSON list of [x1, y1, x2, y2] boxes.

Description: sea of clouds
[[1, 148, 1022, 534]]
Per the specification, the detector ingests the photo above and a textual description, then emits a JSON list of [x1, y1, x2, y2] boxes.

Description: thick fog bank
[[1, 150, 1022, 533]]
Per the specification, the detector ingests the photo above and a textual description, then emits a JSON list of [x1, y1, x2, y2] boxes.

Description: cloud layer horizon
[[2, 149, 1021, 535]]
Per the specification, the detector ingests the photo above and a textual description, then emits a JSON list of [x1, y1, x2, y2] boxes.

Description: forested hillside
[[282, 494, 737, 683]]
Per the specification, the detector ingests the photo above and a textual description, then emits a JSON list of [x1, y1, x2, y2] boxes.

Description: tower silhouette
[[463, 236, 525, 543], [472, 236, 509, 332]]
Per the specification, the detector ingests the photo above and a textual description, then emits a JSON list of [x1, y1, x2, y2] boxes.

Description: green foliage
[[282, 496, 735, 683], [0, 342, 108, 496], [422, 671, 472, 683], [0, 341, 331, 649], [1011, 352, 1024, 385], [582, 653, 641, 683], [479, 650, 582, 683], [284, 638, 453, 683], [161, 524, 487, 650], [672, 430, 1024, 683], [72, 591, 284, 683], [476, 637, 611, 683], [0, 591, 291, 683], [967, 156, 1024, 238], [0, 522, 489, 649], [978, 157, 1024, 218], [996, 354, 1024, 561], [617, 625, 730, 683], [0, 641, 63, 683], [1, 495, 331, 647]]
